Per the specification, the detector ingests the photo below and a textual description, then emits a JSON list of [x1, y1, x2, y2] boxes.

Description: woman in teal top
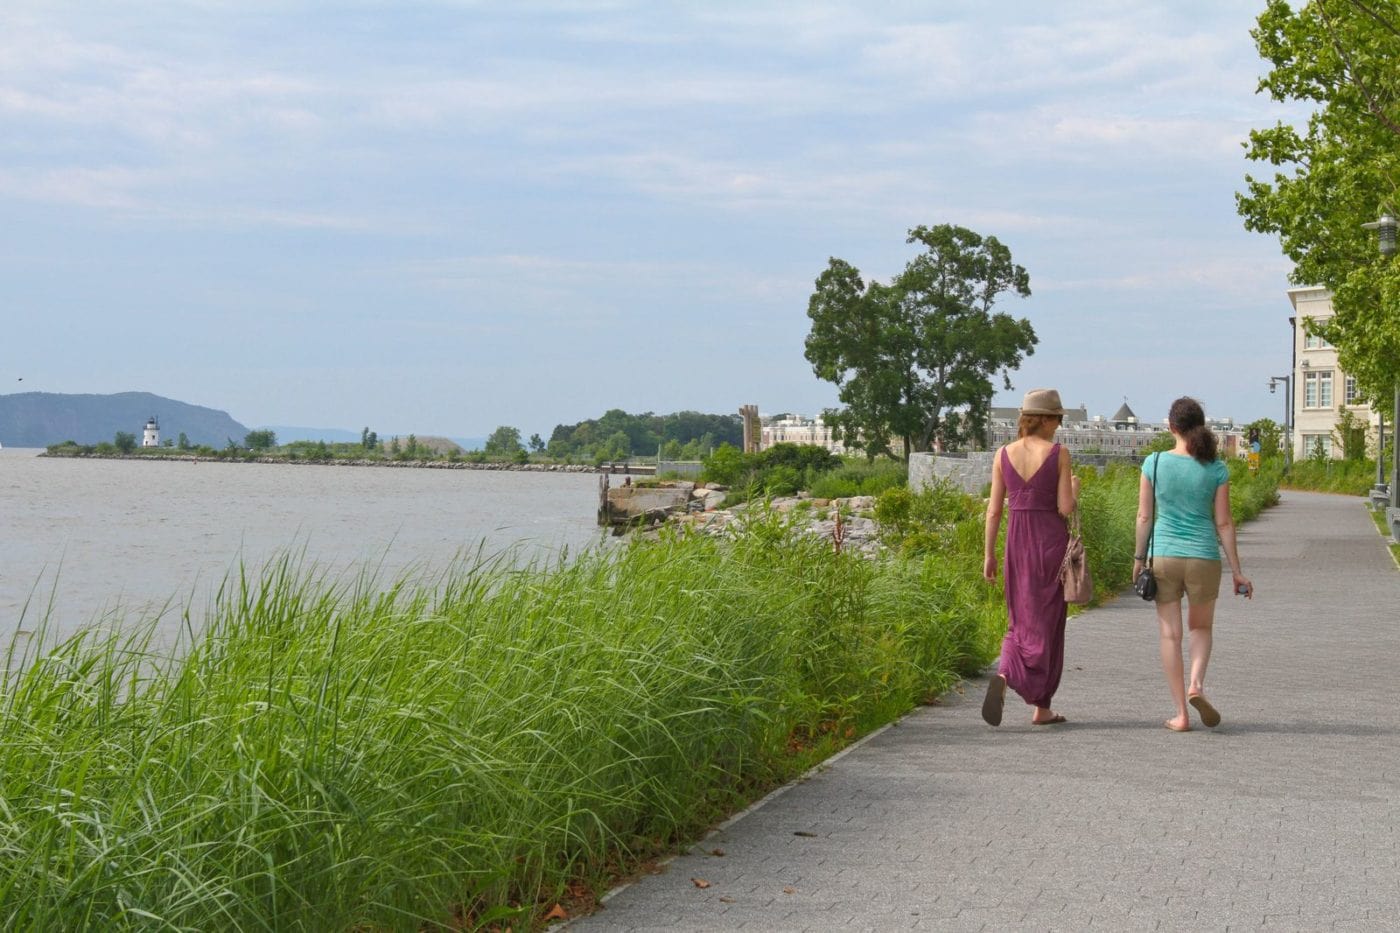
[[1134, 398, 1252, 733]]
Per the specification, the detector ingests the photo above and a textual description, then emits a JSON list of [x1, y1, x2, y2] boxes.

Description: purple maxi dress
[[998, 444, 1069, 709]]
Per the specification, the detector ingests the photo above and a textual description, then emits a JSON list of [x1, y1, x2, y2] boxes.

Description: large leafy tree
[[1238, 0, 1400, 412], [484, 425, 523, 457], [804, 224, 1036, 457]]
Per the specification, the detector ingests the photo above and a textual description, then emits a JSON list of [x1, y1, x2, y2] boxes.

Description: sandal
[[981, 674, 1006, 727], [1188, 693, 1221, 728]]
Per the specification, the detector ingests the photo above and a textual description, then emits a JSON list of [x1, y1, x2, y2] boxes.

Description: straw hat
[[1019, 388, 1065, 416]]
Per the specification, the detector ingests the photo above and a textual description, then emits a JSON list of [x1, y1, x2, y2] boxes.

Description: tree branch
[[1319, 1, 1400, 138], [1344, 0, 1400, 40]]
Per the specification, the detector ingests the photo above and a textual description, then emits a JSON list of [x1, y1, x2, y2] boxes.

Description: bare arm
[[1215, 482, 1252, 598], [1132, 472, 1154, 579], [1056, 445, 1077, 517], [984, 449, 1006, 581]]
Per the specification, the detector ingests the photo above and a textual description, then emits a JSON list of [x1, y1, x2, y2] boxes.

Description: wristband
[[1133, 554, 1146, 561]]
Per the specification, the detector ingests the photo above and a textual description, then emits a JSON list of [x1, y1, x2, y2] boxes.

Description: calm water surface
[[0, 449, 607, 641]]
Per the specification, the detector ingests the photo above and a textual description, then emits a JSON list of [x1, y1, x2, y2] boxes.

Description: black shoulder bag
[[1133, 455, 1159, 600]]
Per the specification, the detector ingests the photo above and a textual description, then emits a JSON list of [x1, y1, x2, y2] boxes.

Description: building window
[[1304, 370, 1333, 408], [1302, 433, 1333, 459], [1303, 330, 1332, 350], [1345, 375, 1359, 404]]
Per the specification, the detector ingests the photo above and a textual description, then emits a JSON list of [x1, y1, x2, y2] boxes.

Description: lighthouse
[[142, 416, 161, 448]]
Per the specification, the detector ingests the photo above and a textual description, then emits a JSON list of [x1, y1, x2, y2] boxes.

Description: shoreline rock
[[668, 493, 883, 557]]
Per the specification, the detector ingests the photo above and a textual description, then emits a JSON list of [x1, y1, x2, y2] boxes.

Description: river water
[[0, 449, 608, 643]]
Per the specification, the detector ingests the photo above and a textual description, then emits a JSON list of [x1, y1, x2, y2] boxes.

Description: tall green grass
[[1282, 456, 1384, 496], [0, 522, 992, 930]]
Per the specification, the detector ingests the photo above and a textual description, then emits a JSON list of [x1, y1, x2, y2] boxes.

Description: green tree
[[113, 431, 137, 453], [484, 426, 523, 458], [546, 436, 572, 461], [804, 224, 1037, 458], [599, 430, 630, 461], [244, 430, 277, 451], [701, 443, 748, 486], [528, 433, 545, 454], [177, 432, 190, 450], [361, 427, 379, 451], [1238, 0, 1400, 412]]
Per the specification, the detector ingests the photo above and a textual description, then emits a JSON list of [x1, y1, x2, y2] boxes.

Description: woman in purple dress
[[981, 388, 1079, 727]]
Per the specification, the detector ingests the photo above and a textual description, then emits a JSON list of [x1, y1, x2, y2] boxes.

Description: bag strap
[[1145, 454, 1159, 567]]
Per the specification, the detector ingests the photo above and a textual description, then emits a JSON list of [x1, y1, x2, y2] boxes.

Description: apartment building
[[1288, 287, 1379, 459]]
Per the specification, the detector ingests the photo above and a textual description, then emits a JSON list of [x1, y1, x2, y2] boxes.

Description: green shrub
[[809, 459, 908, 499]]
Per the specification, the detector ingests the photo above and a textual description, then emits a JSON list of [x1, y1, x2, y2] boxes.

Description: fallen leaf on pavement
[[543, 904, 568, 921], [691, 878, 711, 889], [710, 848, 726, 857], [783, 887, 796, 895]]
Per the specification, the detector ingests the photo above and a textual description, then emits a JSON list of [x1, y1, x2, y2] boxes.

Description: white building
[[142, 416, 161, 448], [760, 414, 848, 454], [1287, 287, 1379, 459]]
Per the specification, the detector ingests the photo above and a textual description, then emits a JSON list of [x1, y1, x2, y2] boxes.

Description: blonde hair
[[1017, 413, 1063, 439]]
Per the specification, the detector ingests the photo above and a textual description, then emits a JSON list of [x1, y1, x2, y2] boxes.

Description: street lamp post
[[1269, 374, 1293, 465], [1362, 210, 1399, 532]]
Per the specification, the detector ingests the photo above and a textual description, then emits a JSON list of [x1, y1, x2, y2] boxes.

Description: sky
[[0, 1, 1305, 441]]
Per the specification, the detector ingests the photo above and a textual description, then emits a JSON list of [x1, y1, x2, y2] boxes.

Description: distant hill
[[0, 392, 250, 448]]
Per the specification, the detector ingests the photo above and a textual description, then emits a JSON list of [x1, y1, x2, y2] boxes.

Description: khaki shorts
[[1152, 557, 1222, 604]]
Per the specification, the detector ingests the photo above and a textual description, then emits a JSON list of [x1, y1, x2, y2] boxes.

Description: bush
[[809, 459, 908, 499], [700, 444, 857, 502]]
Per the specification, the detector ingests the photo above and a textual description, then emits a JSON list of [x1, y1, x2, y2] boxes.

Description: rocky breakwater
[[669, 494, 883, 558], [600, 480, 728, 530]]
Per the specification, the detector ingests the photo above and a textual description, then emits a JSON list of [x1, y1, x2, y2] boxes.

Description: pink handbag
[[1060, 509, 1092, 605]]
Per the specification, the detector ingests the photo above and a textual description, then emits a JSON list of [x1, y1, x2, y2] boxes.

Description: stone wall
[[908, 451, 994, 495]]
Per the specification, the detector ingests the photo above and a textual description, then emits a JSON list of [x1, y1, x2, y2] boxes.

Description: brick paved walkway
[[569, 492, 1400, 931]]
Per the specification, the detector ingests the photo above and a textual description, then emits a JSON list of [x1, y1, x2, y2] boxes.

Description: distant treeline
[[545, 409, 743, 461]]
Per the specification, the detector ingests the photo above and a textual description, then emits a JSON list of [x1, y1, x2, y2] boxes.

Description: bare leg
[[1186, 598, 1222, 726], [1186, 599, 1217, 696], [1157, 599, 1189, 731]]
